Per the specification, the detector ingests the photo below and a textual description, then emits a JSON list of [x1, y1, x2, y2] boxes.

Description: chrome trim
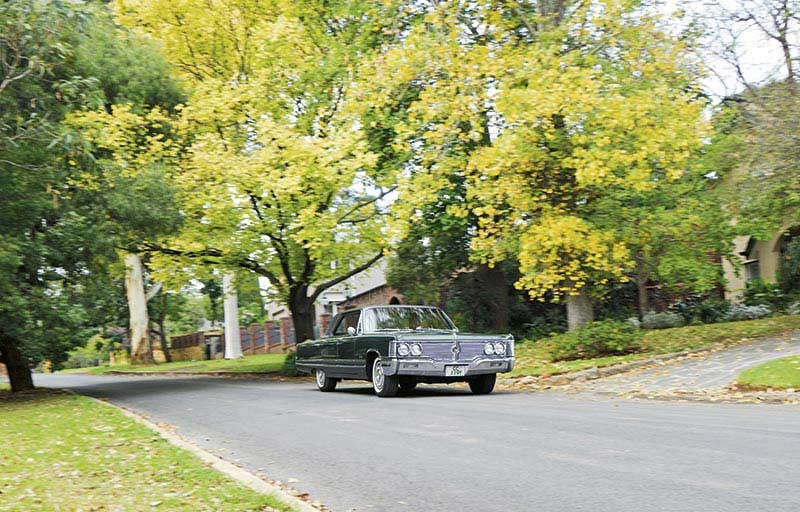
[[382, 356, 514, 377]]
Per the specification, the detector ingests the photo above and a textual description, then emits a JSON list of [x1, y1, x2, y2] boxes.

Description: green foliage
[[281, 353, 298, 377], [513, 314, 800, 377], [0, 0, 184, 382], [725, 303, 773, 321], [670, 296, 731, 324], [641, 311, 686, 329], [63, 334, 117, 369], [777, 237, 800, 299], [544, 320, 643, 362], [743, 279, 786, 311]]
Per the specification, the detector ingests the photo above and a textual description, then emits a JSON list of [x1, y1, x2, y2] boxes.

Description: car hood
[[391, 332, 512, 342]]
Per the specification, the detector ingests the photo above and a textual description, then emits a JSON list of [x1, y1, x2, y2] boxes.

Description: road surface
[[34, 373, 800, 512]]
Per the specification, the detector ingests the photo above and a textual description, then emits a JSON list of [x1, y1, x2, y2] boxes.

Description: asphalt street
[[33, 374, 800, 512]]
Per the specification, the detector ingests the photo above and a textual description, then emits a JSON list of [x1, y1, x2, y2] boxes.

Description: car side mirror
[[347, 326, 357, 336]]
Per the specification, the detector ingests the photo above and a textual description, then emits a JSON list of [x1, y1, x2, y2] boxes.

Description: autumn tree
[[65, 104, 183, 364], [362, 0, 708, 329], [117, 0, 421, 341]]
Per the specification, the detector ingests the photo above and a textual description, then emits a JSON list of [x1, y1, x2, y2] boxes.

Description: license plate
[[445, 365, 468, 377]]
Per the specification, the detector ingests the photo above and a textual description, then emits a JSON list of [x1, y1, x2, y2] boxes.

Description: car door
[[331, 310, 361, 376]]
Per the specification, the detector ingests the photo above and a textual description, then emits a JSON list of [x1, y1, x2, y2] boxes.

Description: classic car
[[295, 305, 514, 397]]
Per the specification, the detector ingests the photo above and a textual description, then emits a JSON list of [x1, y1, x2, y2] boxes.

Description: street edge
[[81, 394, 324, 512]]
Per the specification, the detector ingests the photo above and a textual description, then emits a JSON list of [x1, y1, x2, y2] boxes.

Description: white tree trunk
[[125, 253, 153, 364], [566, 288, 594, 331], [223, 273, 243, 359]]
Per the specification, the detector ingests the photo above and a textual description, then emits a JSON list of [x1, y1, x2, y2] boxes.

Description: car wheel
[[372, 357, 398, 397], [399, 378, 418, 392], [468, 374, 496, 395], [315, 368, 338, 392]]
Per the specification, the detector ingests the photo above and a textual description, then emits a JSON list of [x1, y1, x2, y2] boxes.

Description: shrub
[[778, 237, 800, 298], [725, 304, 772, 321], [626, 317, 641, 329], [669, 295, 731, 325], [641, 311, 685, 329], [689, 298, 731, 324], [545, 320, 643, 361], [744, 279, 787, 311], [281, 352, 298, 376]]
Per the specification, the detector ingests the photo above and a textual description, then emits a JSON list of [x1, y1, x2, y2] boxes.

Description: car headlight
[[410, 343, 423, 356], [397, 343, 410, 356], [483, 342, 495, 355], [494, 342, 505, 355]]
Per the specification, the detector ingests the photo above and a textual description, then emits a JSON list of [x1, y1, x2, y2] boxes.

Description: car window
[[333, 311, 361, 336], [362, 307, 455, 332]]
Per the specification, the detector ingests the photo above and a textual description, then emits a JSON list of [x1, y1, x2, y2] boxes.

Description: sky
[[670, 0, 797, 99]]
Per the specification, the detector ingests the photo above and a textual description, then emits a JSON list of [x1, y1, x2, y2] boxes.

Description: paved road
[[35, 374, 800, 512], [580, 332, 800, 395]]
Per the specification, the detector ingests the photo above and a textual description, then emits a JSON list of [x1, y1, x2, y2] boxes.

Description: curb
[[591, 389, 800, 405], [84, 394, 324, 512], [503, 347, 712, 387]]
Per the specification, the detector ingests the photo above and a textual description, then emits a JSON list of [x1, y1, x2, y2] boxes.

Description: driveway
[[578, 331, 800, 396], [35, 373, 800, 512]]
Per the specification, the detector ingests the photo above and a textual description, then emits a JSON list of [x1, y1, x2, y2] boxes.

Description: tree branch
[[309, 251, 384, 302]]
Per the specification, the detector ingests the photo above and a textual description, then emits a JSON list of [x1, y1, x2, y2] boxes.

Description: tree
[[65, 105, 183, 364], [0, 2, 107, 390], [118, 0, 420, 341], [699, 1, 800, 232], [361, 0, 707, 329], [0, 0, 184, 390]]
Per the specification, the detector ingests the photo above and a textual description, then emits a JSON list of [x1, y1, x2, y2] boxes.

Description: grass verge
[[512, 314, 800, 377], [60, 353, 293, 376], [0, 389, 294, 511], [737, 356, 800, 390]]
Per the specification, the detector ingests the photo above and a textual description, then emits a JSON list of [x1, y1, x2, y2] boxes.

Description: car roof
[[335, 305, 440, 316]]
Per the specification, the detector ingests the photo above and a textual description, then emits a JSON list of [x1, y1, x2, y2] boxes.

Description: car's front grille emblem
[[450, 336, 461, 361]]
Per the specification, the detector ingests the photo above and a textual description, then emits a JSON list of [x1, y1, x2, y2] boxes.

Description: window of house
[[745, 251, 761, 282]]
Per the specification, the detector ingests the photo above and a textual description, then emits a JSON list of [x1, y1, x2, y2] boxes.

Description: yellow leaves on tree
[[516, 214, 630, 301]]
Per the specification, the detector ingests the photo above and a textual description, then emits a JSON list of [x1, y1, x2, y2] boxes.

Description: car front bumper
[[382, 356, 515, 377]]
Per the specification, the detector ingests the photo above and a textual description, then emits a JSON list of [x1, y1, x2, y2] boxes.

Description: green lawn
[[0, 389, 293, 511], [737, 356, 800, 390], [61, 353, 292, 376], [512, 314, 800, 377]]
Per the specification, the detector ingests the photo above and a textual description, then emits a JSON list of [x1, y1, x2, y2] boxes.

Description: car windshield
[[362, 307, 456, 333]]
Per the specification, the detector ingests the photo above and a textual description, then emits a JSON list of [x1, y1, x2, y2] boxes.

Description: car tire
[[399, 378, 418, 392], [372, 357, 398, 397], [468, 374, 496, 395], [315, 368, 338, 392]]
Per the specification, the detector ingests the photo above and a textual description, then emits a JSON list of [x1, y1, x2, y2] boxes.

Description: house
[[263, 260, 403, 337], [723, 227, 799, 301]]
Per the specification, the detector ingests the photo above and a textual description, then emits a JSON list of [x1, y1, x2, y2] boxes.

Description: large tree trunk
[[125, 253, 154, 365], [289, 285, 316, 342], [566, 288, 594, 331], [222, 273, 243, 359], [0, 337, 34, 392]]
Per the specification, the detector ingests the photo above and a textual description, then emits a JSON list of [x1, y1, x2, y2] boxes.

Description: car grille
[[421, 341, 491, 362]]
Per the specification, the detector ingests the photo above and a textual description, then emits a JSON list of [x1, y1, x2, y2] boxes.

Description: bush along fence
[[169, 318, 297, 362]]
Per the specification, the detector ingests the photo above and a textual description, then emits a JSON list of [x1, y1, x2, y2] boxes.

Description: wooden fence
[[169, 318, 297, 361]]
